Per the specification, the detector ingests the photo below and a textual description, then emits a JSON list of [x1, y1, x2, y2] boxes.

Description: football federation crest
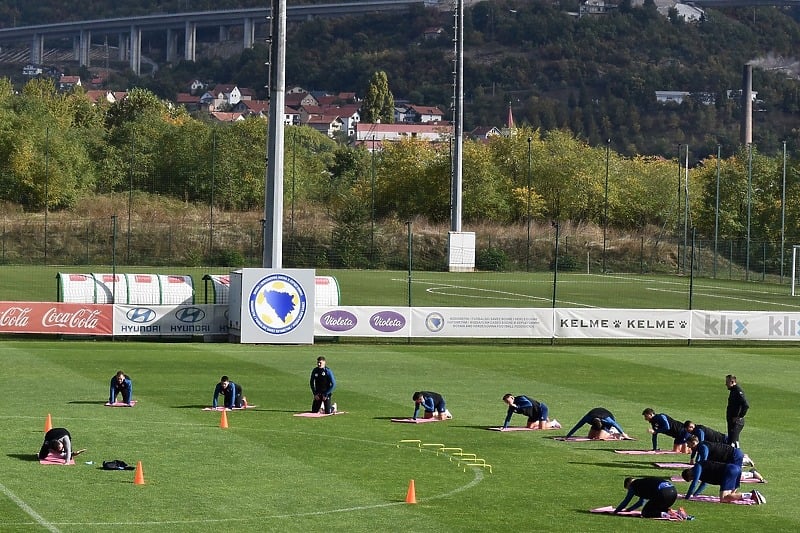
[[248, 274, 308, 334]]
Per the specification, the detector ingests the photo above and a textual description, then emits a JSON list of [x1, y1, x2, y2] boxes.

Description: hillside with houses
[[3, 0, 800, 158]]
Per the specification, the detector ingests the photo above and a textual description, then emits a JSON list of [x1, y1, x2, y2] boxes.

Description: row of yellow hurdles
[[398, 439, 493, 473]]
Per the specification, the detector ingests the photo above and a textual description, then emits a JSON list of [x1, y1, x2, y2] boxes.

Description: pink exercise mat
[[105, 401, 137, 407], [293, 411, 347, 417], [589, 506, 678, 520], [614, 450, 684, 455], [680, 494, 756, 505], [655, 462, 693, 468], [391, 417, 444, 423], [39, 452, 75, 465], [202, 405, 256, 411], [554, 435, 637, 442]]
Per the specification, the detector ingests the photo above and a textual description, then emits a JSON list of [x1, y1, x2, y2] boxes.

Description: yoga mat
[[488, 426, 555, 431], [105, 401, 137, 407], [391, 417, 443, 423], [614, 450, 683, 455], [39, 453, 75, 465], [589, 506, 675, 520], [489, 420, 561, 431], [654, 462, 693, 469], [680, 494, 755, 505], [202, 405, 257, 411], [293, 411, 347, 417], [554, 435, 637, 442], [670, 475, 761, 484]]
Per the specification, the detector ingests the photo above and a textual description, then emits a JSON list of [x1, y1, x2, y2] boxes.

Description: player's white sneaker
[[332, 403, 337, 413]]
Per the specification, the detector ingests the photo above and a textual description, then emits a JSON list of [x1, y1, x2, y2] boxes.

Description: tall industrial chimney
[[741, 63, 753, 146]]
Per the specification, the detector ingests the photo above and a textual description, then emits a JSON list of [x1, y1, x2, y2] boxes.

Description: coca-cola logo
[[320, 310, 357, 332], [0, 306, 32, 327], [370, 311, 406, 333], [42, 308, 102, 329]]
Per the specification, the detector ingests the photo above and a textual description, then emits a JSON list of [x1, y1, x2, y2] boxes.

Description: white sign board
[[235, 268, 315, 344]]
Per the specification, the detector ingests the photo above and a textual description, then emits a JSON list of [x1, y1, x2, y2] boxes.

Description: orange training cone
[[133, 461, 145, 485], [220, 409, 229, 429], [405, 479, 417, 504], [44, 414, 52, 433]]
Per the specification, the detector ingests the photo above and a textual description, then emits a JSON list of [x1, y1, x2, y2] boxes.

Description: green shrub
[[477, 247, 508, 271]]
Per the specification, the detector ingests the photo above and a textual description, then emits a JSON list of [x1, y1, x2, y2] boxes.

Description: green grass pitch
[[0, 341, 797, 532], [2, 265, 799, 310]]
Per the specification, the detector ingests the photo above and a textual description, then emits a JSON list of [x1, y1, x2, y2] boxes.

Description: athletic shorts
[[526, 402, 549, 423], [720, 464, 742, 491]]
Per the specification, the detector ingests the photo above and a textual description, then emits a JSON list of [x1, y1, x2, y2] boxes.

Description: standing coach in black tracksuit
[[725, 374, 749, 448]]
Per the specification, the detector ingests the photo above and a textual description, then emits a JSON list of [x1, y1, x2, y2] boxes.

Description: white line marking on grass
[[647, 288, 800, 309], [0, 480, 62, 532], [5, 433, 484, 528], [34, 469, 483, 527], [408, 279, 592, 307]]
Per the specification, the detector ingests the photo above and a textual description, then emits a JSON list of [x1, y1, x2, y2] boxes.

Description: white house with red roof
[[354, 122, 452, 148]]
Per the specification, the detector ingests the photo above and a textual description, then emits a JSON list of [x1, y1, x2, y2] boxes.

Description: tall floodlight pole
[[450, 0, 464, 233], [526, 136, 532, 271], [781, 140, 787, 283], [263, 0, 286, 268], [603, 139, 610, 273], [746, 143, 752, 280], [713, 144, 721, 278]]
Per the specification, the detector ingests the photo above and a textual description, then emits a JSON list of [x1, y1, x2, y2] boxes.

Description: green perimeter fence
[[0, 216, 795, 280], [1, 216, 799, 312]]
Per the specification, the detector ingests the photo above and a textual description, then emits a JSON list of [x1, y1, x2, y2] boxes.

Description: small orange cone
[[44, 414, 52, 433], [133, 461, 145, 485], [405, 479, 417, 504], [220, 409, 229, 429]]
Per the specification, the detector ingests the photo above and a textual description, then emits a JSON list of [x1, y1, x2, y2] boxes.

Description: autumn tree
[[361, 71, 395, 124]]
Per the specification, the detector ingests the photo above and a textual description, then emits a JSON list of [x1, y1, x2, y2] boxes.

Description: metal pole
[[526, 136, 532, 271], [746, 143, 752, 280], [688, 226, 695, 346], [683, 144, 689, 273], [714, 144, 721, 278], [676, 144, 682, 274], [111, 215, 117, 303], [450, 0, 464, 233], [603, 138, 610, 273], [551, 219, 560, 346], [371, 134, 376, 257], [127, 133, 134, 264], [291, 127, 296, 237], [406, 221, 412, 308], [263, 0, 287, 268], [781, 140, 787, 283], [689, 227, 696, 311], [44, 127, 49, 264], [210, 129, 215, 254]]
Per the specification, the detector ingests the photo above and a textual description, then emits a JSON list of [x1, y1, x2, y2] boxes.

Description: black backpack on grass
[[102, 459, 134, 470]]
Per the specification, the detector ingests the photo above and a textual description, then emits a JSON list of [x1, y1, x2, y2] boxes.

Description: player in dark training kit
[[614, 477, 679, 518]]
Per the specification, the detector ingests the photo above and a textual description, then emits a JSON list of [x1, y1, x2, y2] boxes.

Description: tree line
[[1, 77, 798, 255]]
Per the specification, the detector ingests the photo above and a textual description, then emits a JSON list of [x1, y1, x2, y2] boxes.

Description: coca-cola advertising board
[[0, 302, 112, 335]]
